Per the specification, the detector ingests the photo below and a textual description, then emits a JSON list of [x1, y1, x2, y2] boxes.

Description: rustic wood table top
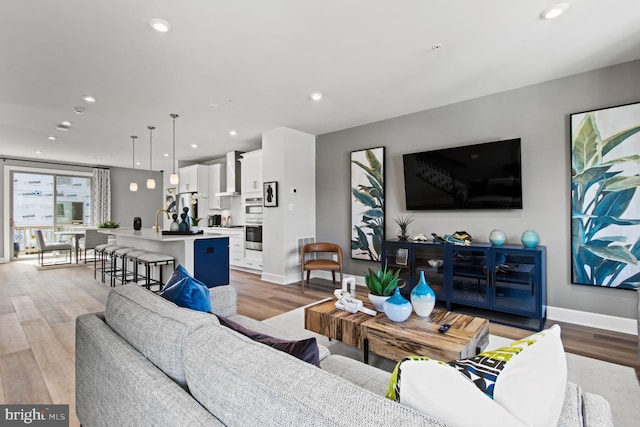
[[304, 298, 489, 362]]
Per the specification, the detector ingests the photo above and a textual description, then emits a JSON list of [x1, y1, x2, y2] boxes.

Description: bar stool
[[93, 243, 112, 280], [111, 247, 137, 287], [136, 253, 175, 292], [124, 250, 149, 284], [101, 245, 125, 284]]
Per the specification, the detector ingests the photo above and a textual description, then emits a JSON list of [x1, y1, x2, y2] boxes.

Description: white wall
[[262, 127, 316, 283], [316, 59, 640, 321]]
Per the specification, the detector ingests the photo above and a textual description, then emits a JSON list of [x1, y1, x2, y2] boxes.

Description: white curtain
[[92, 168, 111, 226]]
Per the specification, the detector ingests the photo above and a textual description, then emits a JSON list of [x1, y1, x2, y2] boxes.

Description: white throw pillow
[[386, 325, 567, 427]]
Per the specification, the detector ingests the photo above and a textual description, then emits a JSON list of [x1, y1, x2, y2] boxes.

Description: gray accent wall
[[316, 59, 640, 320]]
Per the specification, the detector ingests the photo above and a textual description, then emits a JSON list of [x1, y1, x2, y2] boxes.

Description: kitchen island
[[101, 228, 229, 287]]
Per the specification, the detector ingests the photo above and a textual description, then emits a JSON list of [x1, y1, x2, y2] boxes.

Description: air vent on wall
[[297, 236, 316, 265]]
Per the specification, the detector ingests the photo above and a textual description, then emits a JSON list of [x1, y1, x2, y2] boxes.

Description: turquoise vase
[[489, 229, 506, 246], [521, 230, 539, 248], [383, 288, 412, 322], [411, 271, 436, 317]]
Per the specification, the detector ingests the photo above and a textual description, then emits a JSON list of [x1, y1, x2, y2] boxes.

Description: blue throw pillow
[[165, 264, 192, 290], [160, 275, 212, 313]]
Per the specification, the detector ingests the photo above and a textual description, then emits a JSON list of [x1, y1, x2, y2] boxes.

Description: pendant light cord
[[148, 126, 155, 177], [131, 135, 137, 179], [170, 113, 179, 175]]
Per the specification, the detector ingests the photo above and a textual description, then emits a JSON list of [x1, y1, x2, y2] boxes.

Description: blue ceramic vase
[[521, 230, 539, 248], [411, 271, 436, 317], [489, 229, 506, 246], [383, 288, 412, 322]]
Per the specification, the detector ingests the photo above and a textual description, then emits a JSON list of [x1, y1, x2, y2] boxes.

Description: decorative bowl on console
[[427, 259, 443, 269]]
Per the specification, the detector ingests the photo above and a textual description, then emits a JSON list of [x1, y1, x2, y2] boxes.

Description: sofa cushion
[[387, 325, 566, 427], [104, 284, 219, 387], [226, 313, 331, 361], [216, 315, 320, 367], [183, 324, 447, 427]]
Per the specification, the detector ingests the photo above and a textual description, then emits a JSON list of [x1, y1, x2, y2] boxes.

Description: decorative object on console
[[394, 214, 414, 241], [263, 181, 278, 207], [520, 230, 539, 248], [444, 231, 472, 246], [411, 233, 429, 242], [570, 101, 640, 289], [489, 229, 506, 246], [364, 262, 400, 311], [427, 259, 443, 269], [170, 214, 179, 231], [351, 146, 385, 261], [410, 271, 436, 317], [383, 287, 412, 322]]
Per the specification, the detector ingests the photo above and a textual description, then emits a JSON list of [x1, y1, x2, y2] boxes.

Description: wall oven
[[245, 225, 263, 251]]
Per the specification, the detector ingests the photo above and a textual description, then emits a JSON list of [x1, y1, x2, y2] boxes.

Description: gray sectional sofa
[[75, 284, 613, 426]]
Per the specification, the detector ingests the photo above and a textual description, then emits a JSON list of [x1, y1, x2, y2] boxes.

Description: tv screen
[[403, 138, 522, 210]]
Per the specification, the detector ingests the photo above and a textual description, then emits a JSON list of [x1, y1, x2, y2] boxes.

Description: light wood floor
[[0, 260, 638, 427]]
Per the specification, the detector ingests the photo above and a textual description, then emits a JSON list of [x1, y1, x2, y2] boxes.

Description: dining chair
[[78, 229, 109, 263], [35, 229, 73, 266], [300, 242, 343, 292]]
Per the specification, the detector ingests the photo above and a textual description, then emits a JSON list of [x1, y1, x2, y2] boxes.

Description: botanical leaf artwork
[[571, 103, 640, 289], [351, 147, 385, 261]]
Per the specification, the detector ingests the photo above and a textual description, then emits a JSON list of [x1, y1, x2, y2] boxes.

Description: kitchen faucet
[[155, 209, 170, 233]]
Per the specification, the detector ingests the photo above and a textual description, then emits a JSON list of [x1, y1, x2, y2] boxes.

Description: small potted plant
[[98, 220, 120, 229], [364, 262, 400, 311], [191, 217, 202, 232], [395, 214, 414, 241]]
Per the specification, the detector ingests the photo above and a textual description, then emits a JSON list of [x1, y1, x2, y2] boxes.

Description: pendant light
[[129, 135, 138, 192], [169, 113, 179, 185], [146, 126, 156, 189]]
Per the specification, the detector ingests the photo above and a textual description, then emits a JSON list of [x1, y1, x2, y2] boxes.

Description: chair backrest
[[83, 229, 109, 248], [35, 230, 46, 251], [301, 242, 343, 263]]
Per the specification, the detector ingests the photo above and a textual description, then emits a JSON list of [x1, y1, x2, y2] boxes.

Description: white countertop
[[100, 228, 228, 242]]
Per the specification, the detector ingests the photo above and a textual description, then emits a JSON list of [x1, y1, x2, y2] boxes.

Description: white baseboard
[[547, 306, 637, 336]]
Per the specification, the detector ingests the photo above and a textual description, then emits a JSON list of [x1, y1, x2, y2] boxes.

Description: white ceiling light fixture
[[82, 95, 96, 103], [129, 135, 138, 192], [163, 153, 169, 157], [229, 130, 237, 136], [191, 143, 198, 148], [310, 92, 323, 101], [149, 18, 171, 33], [169, 113, 179, 185], [540, 3, 569, 19], [146, 126, 156, 189], [34, 150, 42, 154], [60, 121, 72, 126], [47, 136, 56, 140]]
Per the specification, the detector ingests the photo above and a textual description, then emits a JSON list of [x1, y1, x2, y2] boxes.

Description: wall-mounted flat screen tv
[[403, 138, 522, 210]]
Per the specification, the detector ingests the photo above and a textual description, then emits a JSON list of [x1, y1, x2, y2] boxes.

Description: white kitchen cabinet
[[241, 150, 263, 195], [208, 164, 230, 210], [178, 164, 208, 194], [244, 249, 263, 271], [228, 229, 245, 268]]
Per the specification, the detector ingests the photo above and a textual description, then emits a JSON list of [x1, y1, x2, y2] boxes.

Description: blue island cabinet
[[194, 237, 230, 287], [381, 240, 546, 330]]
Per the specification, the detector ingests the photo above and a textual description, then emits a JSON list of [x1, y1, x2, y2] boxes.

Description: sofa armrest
[[582, 393, 614, 427], [209, 285, 238, 316]]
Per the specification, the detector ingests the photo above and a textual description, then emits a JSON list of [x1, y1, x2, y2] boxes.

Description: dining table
[[54, 230, 87, 263]]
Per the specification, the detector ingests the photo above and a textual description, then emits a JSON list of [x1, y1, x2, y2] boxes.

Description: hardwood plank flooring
[[0, 259, 638, 427]]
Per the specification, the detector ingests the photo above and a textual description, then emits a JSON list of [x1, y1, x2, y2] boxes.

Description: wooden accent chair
[[35, 229, 73, 266], [78, 229, 109, 263], [300, 242, 343, 292]]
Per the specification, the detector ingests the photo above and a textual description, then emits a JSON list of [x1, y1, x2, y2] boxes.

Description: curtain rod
[[1, 156, 109, 170]]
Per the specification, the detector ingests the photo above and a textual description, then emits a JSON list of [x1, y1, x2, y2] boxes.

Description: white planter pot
[[368, 293, 390, 312]]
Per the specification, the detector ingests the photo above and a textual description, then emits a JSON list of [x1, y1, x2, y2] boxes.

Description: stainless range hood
[[215, 151, 242, 196]]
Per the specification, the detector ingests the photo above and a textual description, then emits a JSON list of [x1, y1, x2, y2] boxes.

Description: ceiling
[[2, 0, 640, 172]]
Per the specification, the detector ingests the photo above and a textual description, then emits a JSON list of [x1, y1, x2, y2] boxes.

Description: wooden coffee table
[[304, 299, 489, 363]]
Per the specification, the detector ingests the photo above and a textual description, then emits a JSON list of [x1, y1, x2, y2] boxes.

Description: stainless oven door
[[245, 225, 263, 251]]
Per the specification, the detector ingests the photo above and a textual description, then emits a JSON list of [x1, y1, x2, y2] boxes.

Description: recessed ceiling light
[[47, 136, 56, 140], [229, 130, 237, 136], [73, 106, 85, 114], [310, 92, 323, 101], [56, 125, 69, 131], [208, 102, 220, 108], [82, 95, 96, 103], [540, 3, 569, 19], [60, 121, 72, 126], [163, 153, 169, 157], [34, 150, 42, 154], [136, 162, 141, 166], [191, 144, 198, 148], [149, 18, 171, 33]]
